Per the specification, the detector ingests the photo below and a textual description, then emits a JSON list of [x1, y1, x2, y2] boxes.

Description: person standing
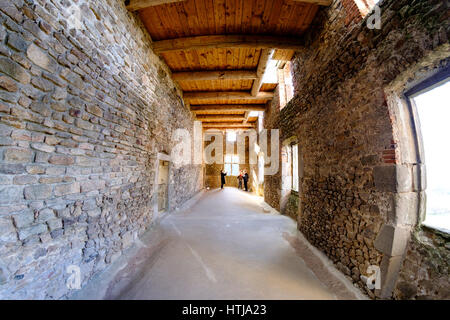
[[220, 169, 227, 189], [243, 170, 249, 192], [237, 170, 243, 189]]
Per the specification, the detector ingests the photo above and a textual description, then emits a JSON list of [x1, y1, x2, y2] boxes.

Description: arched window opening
[[407, 74, 450, 233]]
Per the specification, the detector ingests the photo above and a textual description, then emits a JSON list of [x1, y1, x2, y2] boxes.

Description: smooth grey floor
[[72, 188, 364, 300]]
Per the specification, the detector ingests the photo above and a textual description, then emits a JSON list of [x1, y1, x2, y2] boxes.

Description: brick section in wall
[[0, 0, 202, 299], [341, 0, 377, 26]]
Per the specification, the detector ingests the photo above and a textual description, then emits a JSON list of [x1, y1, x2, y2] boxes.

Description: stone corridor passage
[[72, 188, 364, 300], [1, 0, 448, 301]]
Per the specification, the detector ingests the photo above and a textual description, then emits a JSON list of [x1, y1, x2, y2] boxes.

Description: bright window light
[[248, 111, 259, 117], [413, 80, 450, 232], [261, 59, 278, 84], [227, 131, 236, 142], [292, 144, 299, 192], [224, 154, 240, 176]]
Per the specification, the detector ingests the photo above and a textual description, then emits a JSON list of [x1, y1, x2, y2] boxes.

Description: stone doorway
[[157, 160, 169, 212]]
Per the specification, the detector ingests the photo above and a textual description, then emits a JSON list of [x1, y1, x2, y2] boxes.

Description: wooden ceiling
[[126, 0, 329, 129]]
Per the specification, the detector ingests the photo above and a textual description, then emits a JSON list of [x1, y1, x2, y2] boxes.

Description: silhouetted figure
[[243, 170, 249, 191], [220, 170, 227, 189]]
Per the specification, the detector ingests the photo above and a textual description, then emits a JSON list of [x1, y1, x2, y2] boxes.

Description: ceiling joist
[[202, 122, 256, 128], [152, 35, 305, 54], [293, 0, 332, 6], [172, 70, 258, 82], [125, 0, 186, 11], [196, 115, 247, 122], [251, 49, 274, 97], [190, 105, 266, 112], [184, 91, 274, 103]]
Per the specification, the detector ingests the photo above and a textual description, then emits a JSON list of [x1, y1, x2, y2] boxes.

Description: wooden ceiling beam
[[152, 35, 305, 53], [251, 49, 274, 96], [202, 122, 256, 128], [172, 70, 258, 82], [203, 127, 256, 131], [190, 105, 266, 112], [184, 91, 273, 103], [125, 0, 186, 11], [197, 115, 246, 122], [292, 0, 332, 6]]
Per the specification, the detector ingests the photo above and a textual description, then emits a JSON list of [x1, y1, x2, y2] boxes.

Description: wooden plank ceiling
[[126, 0, 329, 129]]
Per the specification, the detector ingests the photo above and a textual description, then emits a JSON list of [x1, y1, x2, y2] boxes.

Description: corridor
[[72, 188, 364, 300]]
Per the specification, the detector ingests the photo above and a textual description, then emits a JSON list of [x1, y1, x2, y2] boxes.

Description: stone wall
[[393, 227, 449, 299], [263, 90, 281, 211], [0, 0, 202, 299], [263, 0, 449, 298]]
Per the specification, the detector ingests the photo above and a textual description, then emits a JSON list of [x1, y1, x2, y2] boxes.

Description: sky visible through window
[[413, 80, 450, 232]]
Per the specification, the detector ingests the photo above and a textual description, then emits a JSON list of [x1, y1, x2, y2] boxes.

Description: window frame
[[404, 65, 450, 232], [224, 154, 240, 176], [291, 143, 299, 193]]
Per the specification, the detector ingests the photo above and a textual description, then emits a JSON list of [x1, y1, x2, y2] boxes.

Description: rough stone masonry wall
[[263, 91, 281, 211], [0, 0, 202, 299], [264, 0, 449, 298]]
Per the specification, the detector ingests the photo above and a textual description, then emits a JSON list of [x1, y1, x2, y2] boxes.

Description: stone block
[[80, 180, 105, 193], [26, 165, 45, 174], [31, 143, 55, 153], [412, 164, 426, 192], [373, 165, 412, 193], [76, 156, 100, 167], [6, 32, 28, 52], [36, 208, 55, 223], [75, 119, 94, 131], [0, 136, 14, 146], [86, 104, 103, 117], [12, 210, 34, 228], [24, 184, 52, 200], [0, 56, 31, 84], [0, 216, 17, 242], [48, 155, 74, 165], [50, 229, 63, 239], [3, 147, 34, 163], [13, 175, 38, 185], [54, 182, 80, 197], [376, 255, 405, 299], [47, 218, 62, 231], [0, 185, 24, 204], [374, 224, 411, 256], [0, 164, 25, 174], [18, 223, 48, 240], [0, 75, 18, 92], [390, 192, 420, 226], [26, 44, 56, 73], [0, 123, 13, 136]]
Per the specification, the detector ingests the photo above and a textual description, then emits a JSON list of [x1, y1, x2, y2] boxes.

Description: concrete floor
[[72, 188, 366, 300]]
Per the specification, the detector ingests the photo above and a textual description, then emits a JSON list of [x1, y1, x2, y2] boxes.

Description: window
[[408, 76, 450, 232], [292, 144, 299, 192], [279, 62, 294, 109], [227, 131, 236, 142], [262, 59, 278, 84], [224, 154, 239, 176]]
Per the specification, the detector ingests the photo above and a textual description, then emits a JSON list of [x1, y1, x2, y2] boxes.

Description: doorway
[[158, 160, 169, 212]]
